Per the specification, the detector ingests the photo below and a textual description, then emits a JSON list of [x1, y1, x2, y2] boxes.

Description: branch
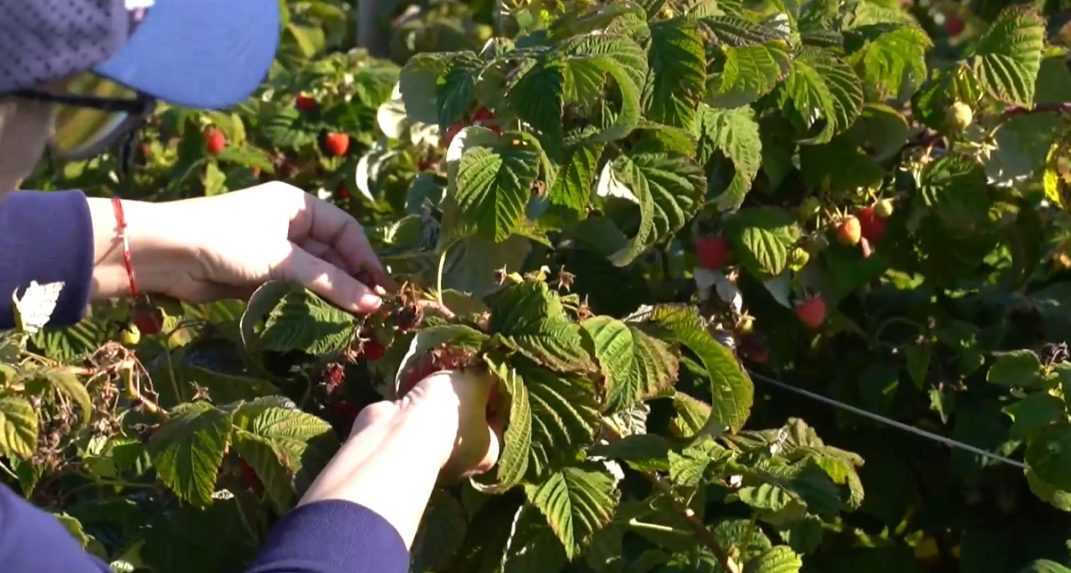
[[642, 471, 737, 573], [1002, 101, 1071, 120]]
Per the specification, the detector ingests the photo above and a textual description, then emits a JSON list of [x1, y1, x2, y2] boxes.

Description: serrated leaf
[[744, 546, 803, 573], [489, 281, 595, 373], [847, 24, 930, 101], [148, 401, 232, 507], [726, 207, 800, 279], [399, 53, 452, 125], [668, 436, 728, 486], [738, 483, 796, 511], [548, 142, 603, 215], [1004, 393, 1066, 440], [581, 316, 679, 412], [708, 42, 793, 108], [0, 396, 37, 460], [454, 131, 542, 242], [600, 153, 705, 267], [234, 398, 337, 487], [232, 399, 337, 512], [969, 7, 1045, 106], [645, 19, 706, 128], [670, 391, 713, 438], [560, 34, 648, 143], [438, 53, 482, 128], [525, 463, 621, 559], [987, 350, 1044, 388], [510, 60, 566, 144], [642, 305, 753, 433], [261, 288, 357, 355], [780, 47, 864, 144], [696, 104, 762, 211], [474, 358, 531, 493], [1027, 424, 1071, 492], [519, 361, 600, 479]]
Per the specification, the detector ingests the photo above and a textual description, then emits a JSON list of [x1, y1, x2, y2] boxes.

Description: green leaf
[[53, 512, 94, 549], [399, 53, 451, 125], [642, 305, 754, 433], [232, 399, 337, 512], [0, 396, 37, 460], [701, 16, 794, 108], [581, 315, 679, 412], [525, 463, 621, 559], [560, 33, 649, 143], [473, 358, 531, 493], [725, 207, 801, 279], [454, 131, 542, 242], [645, 19, 706, 128], [1026, 468, 1071, 512], [501, 505, 568, 572], [437, 53, 482, 127], [670, 391, 712, 438], [744, 546, 803, 573], [1026, 424, 1071, 492], [1004, 393, 1066, 440], [489, 281, 596, 373], [510, 60, 566, 144], [548, 142, 603, 215], [148, 401, 233, 507], [696, 104, 762, 211], [600, 153, 705, 267], [969, 6, 1045, 106], [779, 47, 864, 144], [519, 361, 600, 478], [987, 350, 1044, 388], [668, 436, 729, 487], [261, 288, 357, 355], [707, 42, 793, 108], [847, 24, 930, 101], [1018, 560, 1071, 573], [918, 153, 992, 232], [738, 483, 796, 511]]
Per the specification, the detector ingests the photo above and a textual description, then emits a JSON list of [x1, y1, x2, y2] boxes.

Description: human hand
[[88, 181, 391, 314], [299, 370, 500, 546]]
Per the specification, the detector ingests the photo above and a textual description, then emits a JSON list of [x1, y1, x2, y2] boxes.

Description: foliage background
[[4, 0, 1071, 572]]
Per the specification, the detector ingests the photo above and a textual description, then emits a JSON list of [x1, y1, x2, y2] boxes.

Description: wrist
[[87, 198, 196, 300]]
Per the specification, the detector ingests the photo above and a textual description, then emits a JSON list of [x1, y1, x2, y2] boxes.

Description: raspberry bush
[[6, 0, 1071, 571]]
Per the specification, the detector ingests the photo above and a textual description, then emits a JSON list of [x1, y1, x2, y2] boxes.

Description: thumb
[[274, 245, 382, 314]]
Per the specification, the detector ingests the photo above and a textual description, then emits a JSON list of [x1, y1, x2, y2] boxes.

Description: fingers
[[293, 193, 396, 291], [274, 245, 383, 314]]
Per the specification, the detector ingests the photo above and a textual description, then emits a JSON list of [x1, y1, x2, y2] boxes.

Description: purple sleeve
[[0, 485, 110, 572], [0, 190, 94, 329], [246, 500, 409, 573]]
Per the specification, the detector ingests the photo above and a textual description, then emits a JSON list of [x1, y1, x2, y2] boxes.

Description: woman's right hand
[[88, 181, 391, 314]]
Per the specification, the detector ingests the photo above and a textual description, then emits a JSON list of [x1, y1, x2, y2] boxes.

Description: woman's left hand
[[89, 182, 391, 314]]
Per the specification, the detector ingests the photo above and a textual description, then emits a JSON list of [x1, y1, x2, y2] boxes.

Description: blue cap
[[0, 0, 280, 109]]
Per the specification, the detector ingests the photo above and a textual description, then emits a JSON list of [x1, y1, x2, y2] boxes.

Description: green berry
[[120, 324, 141, 347], [946, 101, 973, 132]]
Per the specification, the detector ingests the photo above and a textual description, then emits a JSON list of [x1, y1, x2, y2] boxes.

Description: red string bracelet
[[111, 196, 140, 298]]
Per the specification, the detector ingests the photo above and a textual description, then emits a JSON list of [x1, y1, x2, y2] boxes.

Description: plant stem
[[643, 472, 735, 573]]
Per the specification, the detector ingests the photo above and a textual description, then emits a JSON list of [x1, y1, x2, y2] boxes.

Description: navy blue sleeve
[[246, 500, 410, 573], [0, 190, 94, 329], [0, 485, 110, 572]]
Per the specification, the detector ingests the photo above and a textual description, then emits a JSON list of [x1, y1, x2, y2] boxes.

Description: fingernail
[[359, 294, 382, 311], [373, 285, 387, 296]]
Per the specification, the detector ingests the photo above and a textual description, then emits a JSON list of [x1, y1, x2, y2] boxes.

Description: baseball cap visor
[[93, 0, 279, 109]]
